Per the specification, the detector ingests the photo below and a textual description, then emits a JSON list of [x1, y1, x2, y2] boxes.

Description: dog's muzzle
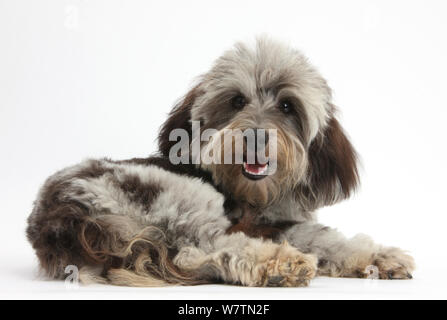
[[241, 128, 270, 181]]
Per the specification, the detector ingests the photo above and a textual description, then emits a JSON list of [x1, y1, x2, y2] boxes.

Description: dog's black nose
[[244, 128, 269, 152], [256, 128, 269, 146], [243, 128, 269, 165]]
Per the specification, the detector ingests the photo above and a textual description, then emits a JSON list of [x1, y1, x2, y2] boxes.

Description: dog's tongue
[[244, 163, 268, 175]]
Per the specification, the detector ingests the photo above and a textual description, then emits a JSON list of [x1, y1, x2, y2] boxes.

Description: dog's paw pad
[[382, 267, 413, 280], [261, 247, 317, 287], [370, 247, 415, 280], [266, 275, 284, 286]]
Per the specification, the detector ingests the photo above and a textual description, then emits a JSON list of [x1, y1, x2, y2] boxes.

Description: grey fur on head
[[26, 37, 414, 287]]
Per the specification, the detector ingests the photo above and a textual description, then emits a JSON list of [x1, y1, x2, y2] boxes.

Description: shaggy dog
[[27, 38, 414, 287]]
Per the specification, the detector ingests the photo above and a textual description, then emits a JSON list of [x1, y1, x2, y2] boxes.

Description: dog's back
[[26, 157, 215, 286]]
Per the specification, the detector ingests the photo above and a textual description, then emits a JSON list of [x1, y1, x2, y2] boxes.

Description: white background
[[1, 0, 446, 299]]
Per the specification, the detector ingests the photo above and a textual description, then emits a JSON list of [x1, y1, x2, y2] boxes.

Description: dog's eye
[[279, 99, 293, 114], [231, 95, 247, 109]]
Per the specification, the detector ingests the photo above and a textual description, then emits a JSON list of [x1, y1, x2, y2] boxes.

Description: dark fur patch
[[158, 86, 200, 158], [118, 174, 162, 212], [226, 205, 296, 240], [26, 160, 114, 277], [75, 159, 114, 180], [299, 115, 359, 209], [27, 202, 94, 278]]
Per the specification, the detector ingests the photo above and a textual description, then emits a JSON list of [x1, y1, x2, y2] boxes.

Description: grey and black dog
[[27, 38, 414, 287]]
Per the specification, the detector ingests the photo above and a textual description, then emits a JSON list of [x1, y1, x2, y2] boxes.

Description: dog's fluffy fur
[[27, 38, 414, 287]]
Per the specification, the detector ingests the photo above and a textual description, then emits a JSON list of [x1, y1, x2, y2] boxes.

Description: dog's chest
[[225, 206, 296, 240]]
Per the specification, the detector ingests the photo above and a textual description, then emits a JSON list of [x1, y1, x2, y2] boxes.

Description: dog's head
[[159, 38, 359, 210]]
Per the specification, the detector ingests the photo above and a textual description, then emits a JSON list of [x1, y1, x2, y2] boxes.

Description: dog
[[26, 38, 414, 287]]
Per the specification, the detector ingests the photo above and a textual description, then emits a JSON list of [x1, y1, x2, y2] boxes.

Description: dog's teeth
[[243, 162, 269, 175]]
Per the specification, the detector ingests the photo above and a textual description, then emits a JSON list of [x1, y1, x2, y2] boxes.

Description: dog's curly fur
[[26, 38, 414, 287]]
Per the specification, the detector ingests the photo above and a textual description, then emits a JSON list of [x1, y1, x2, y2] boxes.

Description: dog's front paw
[[260, 242, 317, 287], [368, 247, 415, 280]]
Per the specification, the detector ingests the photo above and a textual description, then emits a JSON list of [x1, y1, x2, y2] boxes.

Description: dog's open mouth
[[242, 161, 269, 180]]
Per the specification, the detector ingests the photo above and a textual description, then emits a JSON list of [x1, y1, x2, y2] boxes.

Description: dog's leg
[[134, 168, 318, 287], [281, 222, 414, 279], [173, 232, 317, 287], [163, 200, 317, 287]]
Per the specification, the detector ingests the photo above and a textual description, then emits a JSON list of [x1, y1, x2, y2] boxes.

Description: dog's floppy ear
[[299, 115, 359, 209], [158, 85, 201, 157]]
